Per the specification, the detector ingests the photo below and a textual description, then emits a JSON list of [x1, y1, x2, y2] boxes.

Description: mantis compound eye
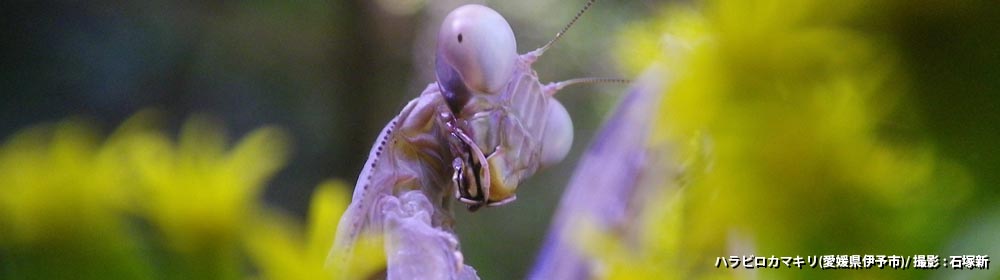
[[540, 99, 574, 168], [435, 4, 517, 111], [436, 58, 471, 113]]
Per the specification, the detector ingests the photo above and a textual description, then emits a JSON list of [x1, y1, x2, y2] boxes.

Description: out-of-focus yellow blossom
[[115, 114, 290, 279], [125, 115, 288, 253], [0, 112, 385, 279], [588, 0, 974, 279], [246, 180, 386, 280], [0, 120, 126, 244], [0, 119, 152, 279]]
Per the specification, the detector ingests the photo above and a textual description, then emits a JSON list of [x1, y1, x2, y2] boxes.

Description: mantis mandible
[[330, 0, 620, 276]]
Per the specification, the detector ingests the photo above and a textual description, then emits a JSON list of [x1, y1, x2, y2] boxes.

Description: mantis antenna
[[526, 0, 597, 59], [524, 0, 632, 93], [544, 78, 631, 95]]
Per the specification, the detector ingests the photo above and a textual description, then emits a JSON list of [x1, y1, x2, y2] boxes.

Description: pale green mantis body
[[329, 1, 611, 278]]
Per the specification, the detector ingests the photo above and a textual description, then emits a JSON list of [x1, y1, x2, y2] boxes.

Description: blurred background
[[1, 0, 652, 278], [1, 0, 644, 223], [1, 0, 998, 279]]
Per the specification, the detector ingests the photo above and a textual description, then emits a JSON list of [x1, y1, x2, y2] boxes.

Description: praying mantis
[[329, 0, 621, 277]]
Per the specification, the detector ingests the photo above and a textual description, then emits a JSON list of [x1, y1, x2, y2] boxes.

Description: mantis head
[[437, 2, 595, 210]]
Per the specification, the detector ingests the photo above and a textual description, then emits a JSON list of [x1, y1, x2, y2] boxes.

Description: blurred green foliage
[[0, 113, 383, 279], [583, 0, 999, 279]]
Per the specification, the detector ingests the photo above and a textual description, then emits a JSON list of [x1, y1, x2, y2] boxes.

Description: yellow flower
[[126, 115, 289, 254], [245, 180, 386, 280], [0, 120, 129, 244], [0, 111, 390, 279], [586, 0, 973, 279], [0, 119, 152, 278]]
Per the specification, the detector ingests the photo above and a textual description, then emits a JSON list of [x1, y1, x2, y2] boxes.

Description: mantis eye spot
[[457, 33, 463, 43]]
